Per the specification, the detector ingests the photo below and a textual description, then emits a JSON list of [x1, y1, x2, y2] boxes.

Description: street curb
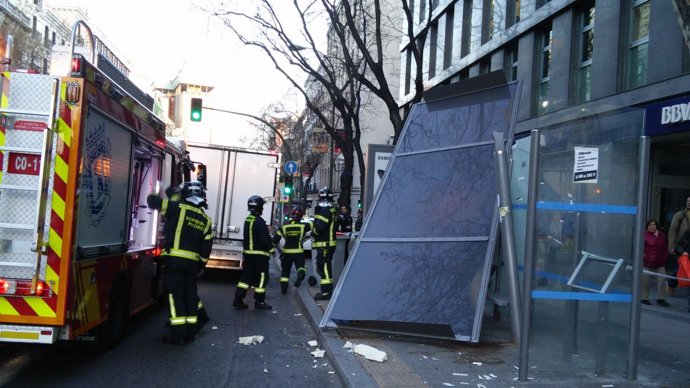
[[292, 284, 376, 388]]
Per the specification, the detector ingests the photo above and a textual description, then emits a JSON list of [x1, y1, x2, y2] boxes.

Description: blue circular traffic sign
[[284, 161, 298, 174]]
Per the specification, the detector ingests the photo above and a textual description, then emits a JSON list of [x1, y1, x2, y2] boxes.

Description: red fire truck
[[0, 23, 192, 347]]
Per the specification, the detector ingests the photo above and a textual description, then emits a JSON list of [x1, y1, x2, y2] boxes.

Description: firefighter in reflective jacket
[[233, 195, 275, 310], [273, 206, 310, 294], [147, 181, 213, 345], [312, 187, 338, 301]]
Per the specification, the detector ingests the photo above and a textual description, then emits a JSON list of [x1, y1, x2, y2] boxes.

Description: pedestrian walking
[[233, 195, 275, 310], [312, 187, 338, 301], [272, 206, 310, 294], [667, 197, 690, 295], [147, 181, 213, 345], [641, 219, 670, 306]]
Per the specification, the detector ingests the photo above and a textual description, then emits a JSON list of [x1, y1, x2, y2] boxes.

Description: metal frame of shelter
[[320, 77, 521, 343]]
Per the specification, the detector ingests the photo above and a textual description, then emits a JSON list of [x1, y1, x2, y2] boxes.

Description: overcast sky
[[44, 0, 308, 147]]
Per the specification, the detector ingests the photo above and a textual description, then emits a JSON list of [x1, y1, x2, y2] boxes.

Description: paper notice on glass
[[573, 147, 598, 183]]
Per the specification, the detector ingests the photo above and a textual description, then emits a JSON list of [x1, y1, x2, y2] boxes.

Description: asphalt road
[[0, 264, 342, 388]]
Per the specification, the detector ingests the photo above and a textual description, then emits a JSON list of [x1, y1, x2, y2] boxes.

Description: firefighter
[[233, 195, 275, 310], [311, 187, 338, 301], [165, 186, 210, 334], [273, 206, 310, 294], [147, 181, 213, 345]]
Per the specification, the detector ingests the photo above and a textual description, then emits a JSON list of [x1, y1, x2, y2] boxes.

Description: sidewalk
[[291, 269, 690, 387]]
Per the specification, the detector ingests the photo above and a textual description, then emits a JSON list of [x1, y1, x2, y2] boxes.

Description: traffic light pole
[[203, 106, 294, 162]]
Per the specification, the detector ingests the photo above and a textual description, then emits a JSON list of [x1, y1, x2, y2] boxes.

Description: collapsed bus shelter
[[320, 74, 653, 381]]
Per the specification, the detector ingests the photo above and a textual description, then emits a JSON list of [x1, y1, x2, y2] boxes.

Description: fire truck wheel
[[98, 277, 131, 350]]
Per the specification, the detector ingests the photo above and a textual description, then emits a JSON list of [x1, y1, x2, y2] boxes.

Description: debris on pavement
[[353, 344, 387, 362], [311, 349, 325, 358], [343, 341, 353, 349], [238, 335, 264, 345], [442, 383, 454, 387], [308, 340, 318, 347]]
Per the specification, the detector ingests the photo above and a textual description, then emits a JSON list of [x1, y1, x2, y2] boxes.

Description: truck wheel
[[98, 278, 130, 350]]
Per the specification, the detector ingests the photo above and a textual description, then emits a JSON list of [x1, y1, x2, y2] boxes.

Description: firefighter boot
[[232, 297, 249, 309], [314, 292, 331, 301], [294, 271, 306, 287], [162, 334, 186, 346], [254, 301, 273, 310]]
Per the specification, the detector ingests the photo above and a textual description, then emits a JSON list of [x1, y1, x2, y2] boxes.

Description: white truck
[[186, 143, 278, 270]]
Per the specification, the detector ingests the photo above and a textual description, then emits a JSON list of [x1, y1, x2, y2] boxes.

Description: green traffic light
[[285, 185, 293, 195], [190, 98, 203, 122]]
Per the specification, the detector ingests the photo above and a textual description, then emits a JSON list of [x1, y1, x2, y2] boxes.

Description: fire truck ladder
[[0, 76, 59, 290]]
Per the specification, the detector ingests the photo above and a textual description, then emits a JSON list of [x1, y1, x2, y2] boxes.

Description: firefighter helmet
[[181, 181, 205, 205], [291, 206, 304, 221], [247, 195, 265, 214], [318, 187, 333, 202]]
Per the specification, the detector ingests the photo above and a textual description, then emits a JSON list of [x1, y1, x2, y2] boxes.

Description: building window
[[461, 0, 472, 58], [419, 0, 426, 23], [429, 22, 438, 78], [537, 0, 551, 8], [627, 0, 650, 89], [32, 16, 37, 31], [506, 0, 521, 28], [481, 0, 494, 45], [575, 3, 595, 103], [405, 49, 412, 95], [504, 42, 518, 82], [443, 8, 454, 70], [537, 24, 552, 115], [51, 32, 56, 45], [479, 57, 491, 74]]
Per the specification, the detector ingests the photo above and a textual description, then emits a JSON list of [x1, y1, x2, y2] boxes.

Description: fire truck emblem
[[83, 121, 112, 226]]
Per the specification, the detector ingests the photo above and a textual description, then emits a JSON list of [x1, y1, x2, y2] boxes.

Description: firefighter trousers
[[315, 247, 335, 294], [280, 252, 306, 290], [235, 255, 270, 302], [163, 256, 199, 340]]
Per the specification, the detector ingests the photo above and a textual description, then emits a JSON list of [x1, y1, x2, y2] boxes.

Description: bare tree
[[205, 0, 430, 206]]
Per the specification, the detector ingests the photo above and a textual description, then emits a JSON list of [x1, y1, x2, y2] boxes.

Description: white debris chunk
[[312, 365, 318, 369], [459, 383, 469, 386], [238, 335, 264, 345], [328, 371, 335, 375], [478, 384, 486, 388], [442, 383, 455, 387], [422, 355, 428, 359], [308, 340, 318, 347], [211, 326, 218, 330], [294, 313, 302, 316], [602, 385, 614, 388], [489, 374, 497, 378], [343, 341, 353, 349], [353, 344, 388, 362], [453, 373, 469, 377], [472, 362, 483, 366], [311, 349, 326, 358], [432, 358, 439, 361], [263, 368, 268, 373], [481, 374, 492, 380]]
